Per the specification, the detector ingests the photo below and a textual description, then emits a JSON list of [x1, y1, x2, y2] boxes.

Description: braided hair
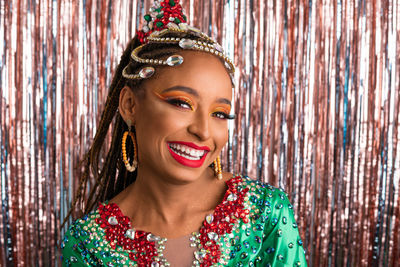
[[62, 31, 215, 226]]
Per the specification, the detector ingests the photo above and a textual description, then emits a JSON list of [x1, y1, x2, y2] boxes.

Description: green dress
[[61, 175, 307, 266]]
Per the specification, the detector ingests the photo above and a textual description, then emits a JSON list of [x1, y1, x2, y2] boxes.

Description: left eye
[[166, 99, 193, 110], [213, 112, 230, 119]]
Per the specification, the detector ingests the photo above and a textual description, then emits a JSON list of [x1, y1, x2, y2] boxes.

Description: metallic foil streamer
[[0, 0, 399, 266]]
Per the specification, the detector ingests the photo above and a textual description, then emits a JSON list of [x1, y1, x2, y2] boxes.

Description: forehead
[[142, 50, 233, 99]]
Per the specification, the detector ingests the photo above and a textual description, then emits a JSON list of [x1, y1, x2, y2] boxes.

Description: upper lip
[[168, 141, 211, 151]]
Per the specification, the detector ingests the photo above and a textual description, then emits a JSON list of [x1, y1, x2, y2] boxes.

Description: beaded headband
[[122, 0, 235, 81]]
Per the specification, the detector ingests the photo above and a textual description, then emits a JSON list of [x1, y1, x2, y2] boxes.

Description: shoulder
[[236, 174, 296, 223], [61, 209, 105, 266], [226, 174, 297, 234], [61, 203, 136, 266], [232, 174, 303, 241], [233, 173, 278, 191], [227, 175, 307, 266], [234, 174, 290, 205], [62, 210, 101, 244]]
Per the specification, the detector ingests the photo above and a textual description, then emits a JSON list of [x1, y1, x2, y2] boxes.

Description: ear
[[119, 86, 137, 123]]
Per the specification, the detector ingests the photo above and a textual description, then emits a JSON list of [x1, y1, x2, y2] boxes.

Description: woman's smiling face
[[120, 50, 233, 183]]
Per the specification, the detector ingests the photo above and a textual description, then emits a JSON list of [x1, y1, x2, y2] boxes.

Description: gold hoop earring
[[213, 156, 222, 180], [122, 120, 137, 172]]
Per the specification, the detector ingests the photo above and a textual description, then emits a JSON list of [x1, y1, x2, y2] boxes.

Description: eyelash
[[213, 112, 236, 120], [166, 98, 235, 120], [166, 98, 194, 110]]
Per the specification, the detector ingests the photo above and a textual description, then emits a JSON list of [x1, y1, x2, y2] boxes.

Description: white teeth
[[169, 143, 206, 160], [176, 150, 199, 160]]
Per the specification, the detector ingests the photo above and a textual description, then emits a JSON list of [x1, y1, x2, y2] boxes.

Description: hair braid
[[62, 37, 139, 226], [63, 32, 216, 227]]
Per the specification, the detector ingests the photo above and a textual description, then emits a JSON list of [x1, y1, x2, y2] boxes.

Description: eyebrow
[[162, 86, 232, 106]]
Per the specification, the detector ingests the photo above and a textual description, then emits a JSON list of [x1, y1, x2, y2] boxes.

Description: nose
[[187, 110, 211, 141]]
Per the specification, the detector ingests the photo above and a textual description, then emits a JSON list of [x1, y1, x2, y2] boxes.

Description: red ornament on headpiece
[[136, 0, 188, 44], [123, 0, 235, 81]]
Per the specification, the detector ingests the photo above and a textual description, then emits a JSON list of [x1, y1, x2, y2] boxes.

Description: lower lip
[[167, 144, 208, 168]]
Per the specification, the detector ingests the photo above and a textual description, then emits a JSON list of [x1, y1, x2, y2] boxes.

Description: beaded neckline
[[96, 175, 249, 267]]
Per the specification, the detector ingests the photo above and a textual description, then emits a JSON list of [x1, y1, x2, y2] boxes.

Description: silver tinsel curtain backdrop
[[1, 0, 399, 266]]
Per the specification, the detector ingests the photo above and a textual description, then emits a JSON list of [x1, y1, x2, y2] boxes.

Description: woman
[[61, 1, 307, 266]]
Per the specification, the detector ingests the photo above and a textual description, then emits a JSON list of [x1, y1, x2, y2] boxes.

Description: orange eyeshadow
[[153, 91, 195, 110], [211, 104, 231, 114]]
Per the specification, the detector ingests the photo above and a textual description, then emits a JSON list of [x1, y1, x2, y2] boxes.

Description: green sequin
[[144, 14, 151, 22], [155, 21, 164, 28]]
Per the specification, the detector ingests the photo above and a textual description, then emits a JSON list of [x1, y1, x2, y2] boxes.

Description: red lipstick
[[167, 142, 210, 168]]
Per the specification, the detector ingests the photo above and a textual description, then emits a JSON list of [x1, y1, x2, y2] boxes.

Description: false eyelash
[[226, 113, 236, 120]]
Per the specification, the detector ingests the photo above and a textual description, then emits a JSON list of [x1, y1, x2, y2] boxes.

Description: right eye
[[166, 98, 194, 110]]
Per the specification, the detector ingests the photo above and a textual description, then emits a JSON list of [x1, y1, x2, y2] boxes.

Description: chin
[[163, 166, 213, 185]]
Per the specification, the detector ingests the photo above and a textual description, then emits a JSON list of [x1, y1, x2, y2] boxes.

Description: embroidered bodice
[[61, 175, 307, 266]]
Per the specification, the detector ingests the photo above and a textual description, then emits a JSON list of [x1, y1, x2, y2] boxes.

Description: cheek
[[134, 105, 181, 161], [212, 121, 229, 147], [135, 101, 187, 140]]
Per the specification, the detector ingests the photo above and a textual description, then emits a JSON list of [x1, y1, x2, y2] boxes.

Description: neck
[[126, 167, 222, 224]]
